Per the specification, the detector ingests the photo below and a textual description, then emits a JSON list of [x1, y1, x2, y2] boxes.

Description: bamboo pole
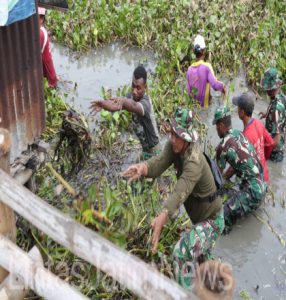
[[0, 169, 196, 300], [46, 162, 77, 197], [0, 235, 88, 300], [0, 129, 16, 283]]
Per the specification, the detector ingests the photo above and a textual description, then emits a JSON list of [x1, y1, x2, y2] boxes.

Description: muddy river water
[[52, 43, 286, 300]]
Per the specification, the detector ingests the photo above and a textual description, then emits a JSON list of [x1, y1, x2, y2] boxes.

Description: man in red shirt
[[38, 7, 58, 88], [233, 92, 274, 182]]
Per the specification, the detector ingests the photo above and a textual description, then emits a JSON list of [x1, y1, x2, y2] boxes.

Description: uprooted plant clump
[[54, 109, 92, 177]]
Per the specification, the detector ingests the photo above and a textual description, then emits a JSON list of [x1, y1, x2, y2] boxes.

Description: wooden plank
[[0, 246, 43, 300], [0, 235, 88, 300], [0, 129, 16, 283], [0, 169, 196, 300]]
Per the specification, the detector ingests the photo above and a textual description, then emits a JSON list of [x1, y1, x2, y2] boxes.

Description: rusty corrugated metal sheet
[[0, 12, 45, 162]]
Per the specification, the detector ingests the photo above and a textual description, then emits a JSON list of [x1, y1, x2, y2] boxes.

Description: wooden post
[[0, 129, 16, 283]]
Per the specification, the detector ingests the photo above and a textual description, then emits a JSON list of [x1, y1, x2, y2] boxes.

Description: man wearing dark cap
[[213, 106, 266, 233], [259, 68, 286, 162], [233, 92, 274, 182], [123, 107, 224, 288]]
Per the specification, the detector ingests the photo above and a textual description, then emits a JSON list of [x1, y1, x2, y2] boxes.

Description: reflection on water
[[50, 42, 286, 299], [51, 42, 156, 114]]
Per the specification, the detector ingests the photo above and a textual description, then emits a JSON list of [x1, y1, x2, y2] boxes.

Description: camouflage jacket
[[216, 128, 263, 181], [265, 92, 286, 153]]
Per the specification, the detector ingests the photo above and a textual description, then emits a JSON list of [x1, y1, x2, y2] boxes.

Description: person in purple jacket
[[186, 35, 226, 108]]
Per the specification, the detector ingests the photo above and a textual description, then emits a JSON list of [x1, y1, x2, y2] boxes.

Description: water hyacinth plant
[[21, 0, 286, 298], [47, 0, 285, 98]]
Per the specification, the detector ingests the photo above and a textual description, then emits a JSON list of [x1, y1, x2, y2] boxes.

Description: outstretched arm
[[122, 141, 174, 182], [90, 97, 144, 116], [90, 99, 123, 113], [122, 163, 148, 183]]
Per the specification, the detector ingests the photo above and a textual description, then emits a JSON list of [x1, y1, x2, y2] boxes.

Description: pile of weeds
[[43, 81, 92, 176], [54, 109, 92, 176]]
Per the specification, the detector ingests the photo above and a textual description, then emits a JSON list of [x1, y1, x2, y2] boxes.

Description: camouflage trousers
[[270, 150, 284, 162], [223, 179, 266, 233], [173, 210, 224, 289]]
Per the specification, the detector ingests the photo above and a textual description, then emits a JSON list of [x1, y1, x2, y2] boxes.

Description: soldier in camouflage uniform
[[213, 106, 266, 233], [259, 68, 286, 162], [123, 107, 224, 289]]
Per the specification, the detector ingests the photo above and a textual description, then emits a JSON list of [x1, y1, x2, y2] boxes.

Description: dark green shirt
[[146, 141, 222, 223], [126, 93, 159, 151]]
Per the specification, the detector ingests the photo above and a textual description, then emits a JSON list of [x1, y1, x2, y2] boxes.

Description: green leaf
[[209, 15, 218, 24], [215, 31, 220, 38], [99, 86, 105, 98], [101, 110, 110, 118], [113, 112, 120, 122]]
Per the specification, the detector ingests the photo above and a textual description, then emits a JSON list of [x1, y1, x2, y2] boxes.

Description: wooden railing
[[0, 133, 196, 299]]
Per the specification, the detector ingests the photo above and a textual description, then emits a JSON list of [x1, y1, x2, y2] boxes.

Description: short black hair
[[232, 92, 254, 117], [218, 115, 232, 127], [133, 65, 147, 83], [194, 46, 205, 58], [239, 105, 253, 117]]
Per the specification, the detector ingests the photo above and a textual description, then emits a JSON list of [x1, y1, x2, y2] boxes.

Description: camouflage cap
[[171, 107, 199, 142], [261, 68, 282, 91], [212, 106, 231, 125]]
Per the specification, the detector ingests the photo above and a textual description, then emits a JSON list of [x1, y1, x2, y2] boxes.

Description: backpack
[[203, 152, 224, 191]]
